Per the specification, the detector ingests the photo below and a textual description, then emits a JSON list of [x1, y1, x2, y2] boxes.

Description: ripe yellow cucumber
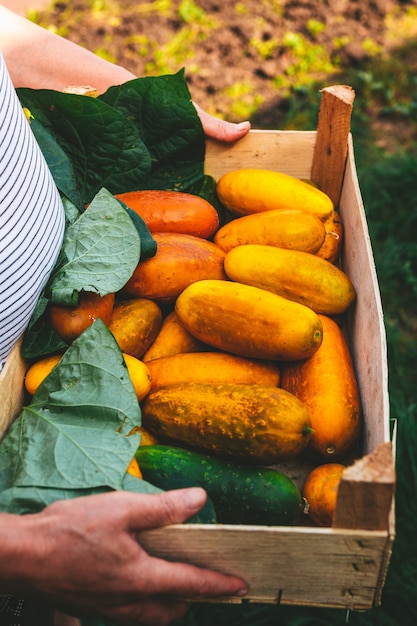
[[216, 168, 333, 220], [141, 382, 313, 464], [108, 298, 162, 358], [146, 351, 281, 392], [213, 209, 326, 254], [224, 245, 356, 315], [316, 210, 343, 264], [175, 279, 323, 361], [142, 311, 206, 362], [281, 314, 362, 460]]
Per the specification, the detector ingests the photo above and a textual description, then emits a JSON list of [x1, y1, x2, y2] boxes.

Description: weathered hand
[[11, 488, 247, 626]]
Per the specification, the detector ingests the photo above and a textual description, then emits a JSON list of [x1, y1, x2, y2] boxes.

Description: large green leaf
[[119, 203, 157, 260], [100, 70, 205, 190], [28, 116, 82, 207], [21, 188, 155, 358], [47, 188, 141, 305], [17, 71, 206, 206], [21, 293, 68, 360], [0, 320, 141, 500], [17, 87, 151, 206]]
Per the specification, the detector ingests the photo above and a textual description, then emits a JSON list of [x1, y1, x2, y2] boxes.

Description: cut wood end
[[342, 442, 395, 484], [320, 85, 355, 106], [63, 86, 99, 98]]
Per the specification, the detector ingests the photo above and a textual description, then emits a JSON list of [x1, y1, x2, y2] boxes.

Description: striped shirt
[[0, 52, 65, 371]]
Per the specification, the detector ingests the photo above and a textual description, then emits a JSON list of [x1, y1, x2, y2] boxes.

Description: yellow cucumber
[[224, 245, 356, 315]]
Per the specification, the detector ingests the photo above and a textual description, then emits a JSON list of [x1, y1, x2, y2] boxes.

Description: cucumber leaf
[[21, 292, 68, 360], [20, 191, 155, 359], [47, 187, 141, 305], [118, 202, 157, 260], [28, 115, 82, 208], [17, 88, 151, 207], [0, 320, 141, 497], [100, 70, 205, 191], [17, 71, 206, 207], [187, 174, 226, 225], [0, 320, 164, 512]]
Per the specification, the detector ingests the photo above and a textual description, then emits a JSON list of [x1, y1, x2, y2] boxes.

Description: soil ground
[[9, 0, 417, 141]]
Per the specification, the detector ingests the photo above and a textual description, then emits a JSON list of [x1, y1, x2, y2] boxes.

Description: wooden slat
[[334, 442, 395, 531], [63, 86, 98, 97], [340, 137, 390, 452], [311, 85, 355, 206], [139, 524, 391, 609], [0, 337, 27, 440], [205, 130, 316, 180]]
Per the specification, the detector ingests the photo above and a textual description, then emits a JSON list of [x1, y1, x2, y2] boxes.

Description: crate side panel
[[140, 524, 391, 609], [205, 130, 317, 180], [0, 338, 27, 440], [339, 139, 390, 453]]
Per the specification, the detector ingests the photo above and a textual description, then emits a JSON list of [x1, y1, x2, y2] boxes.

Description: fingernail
[[235, 587, 249, 596], [180, 487, 206, 512]]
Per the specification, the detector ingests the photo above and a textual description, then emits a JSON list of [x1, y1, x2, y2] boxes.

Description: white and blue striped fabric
[[0, 51, 65, 371]]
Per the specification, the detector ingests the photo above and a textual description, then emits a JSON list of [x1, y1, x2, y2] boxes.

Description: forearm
[[0, 5, 135, 93]]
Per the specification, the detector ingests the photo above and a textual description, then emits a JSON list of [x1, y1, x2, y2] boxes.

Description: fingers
[[126, 487, 209, 532], [46, 487, 209, 532], [40, 488, 248, 625], [193, 102, 251, 143], [131, 551, 248, 600]]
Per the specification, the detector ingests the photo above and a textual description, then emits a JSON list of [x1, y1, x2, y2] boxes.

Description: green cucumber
[[136, 444, 302, 526]]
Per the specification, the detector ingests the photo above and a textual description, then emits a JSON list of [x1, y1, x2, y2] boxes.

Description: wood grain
[[311, 85, 355, 207], [334, 442, 395, 531], [139, 523, 391, 609], [0, 337, 27, 440]]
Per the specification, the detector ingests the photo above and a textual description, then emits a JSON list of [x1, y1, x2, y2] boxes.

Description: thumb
[[193, 102, 251, 143], [130, 487, 208, 531]]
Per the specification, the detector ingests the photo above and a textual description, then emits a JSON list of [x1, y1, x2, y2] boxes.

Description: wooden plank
[[0, 337, 27, 440], [139, 524, 390, 609], [205, 130, 316, 180], [311, 85, 355, 207], [63, 86, 98, 98], [340, 137, 390, 452], [334, 442, 395, 531]]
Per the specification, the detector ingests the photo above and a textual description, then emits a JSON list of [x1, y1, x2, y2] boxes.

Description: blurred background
[[6, 1, 417, 624]]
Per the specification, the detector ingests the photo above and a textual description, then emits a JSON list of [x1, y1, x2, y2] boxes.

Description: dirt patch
[[37, 0, 417, 135]]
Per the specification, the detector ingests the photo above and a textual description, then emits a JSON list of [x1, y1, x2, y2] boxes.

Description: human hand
[[193, 102, 251, 143], [13, 488, 248, 626]]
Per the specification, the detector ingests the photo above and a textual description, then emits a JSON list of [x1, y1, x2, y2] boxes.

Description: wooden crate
[[0, 88, 395, 611]]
